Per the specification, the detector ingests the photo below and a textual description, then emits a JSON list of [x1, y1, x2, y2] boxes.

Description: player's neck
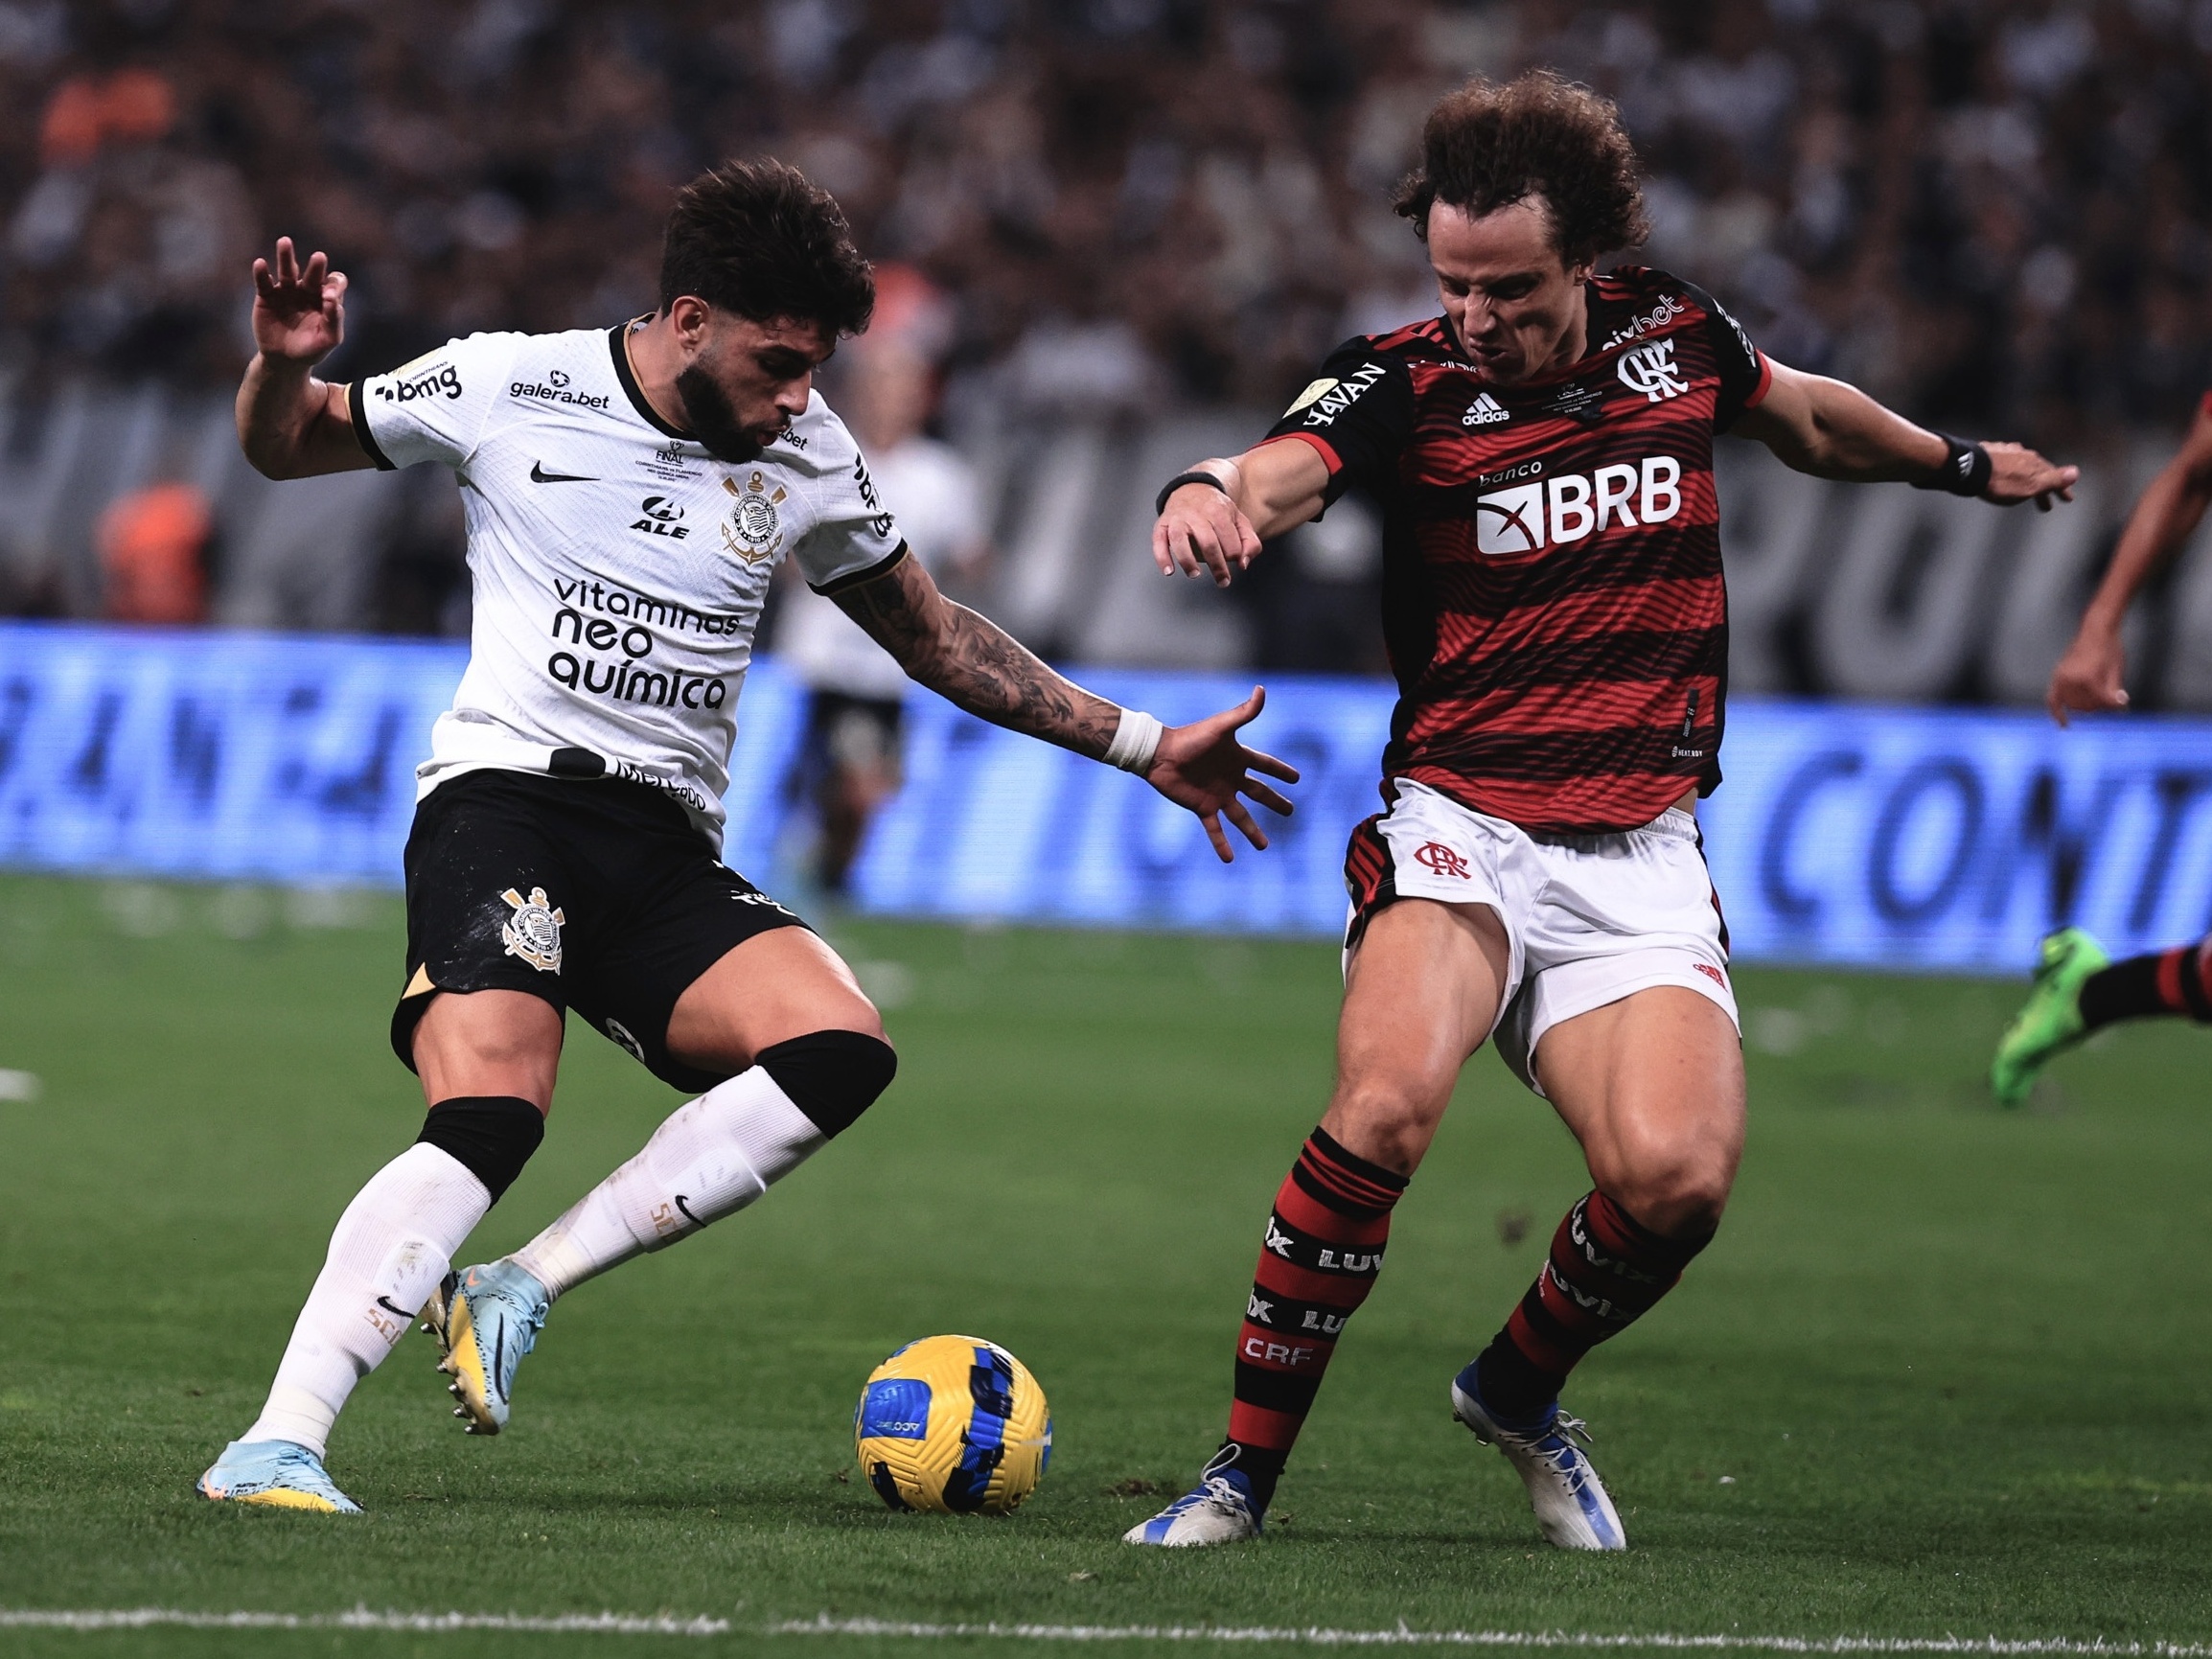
[[621, 315, 697, 435]]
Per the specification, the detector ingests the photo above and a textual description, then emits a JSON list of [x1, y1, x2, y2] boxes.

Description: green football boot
[[1991, 927, 2108, 1108]]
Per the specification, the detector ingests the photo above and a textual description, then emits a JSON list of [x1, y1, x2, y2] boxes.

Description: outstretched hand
[[1984, 441, 2078, 512], [252, 237, 347, 366], [1154, 480, 1262, 588], [2046, 622, 2129, 727], [1143, 685, 1300, 862]]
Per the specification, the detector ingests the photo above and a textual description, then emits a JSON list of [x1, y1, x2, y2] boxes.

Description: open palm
[[252, 237, 347, 365], [1145, 686, 1300, 863]]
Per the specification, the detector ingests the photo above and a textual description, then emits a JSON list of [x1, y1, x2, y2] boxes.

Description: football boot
[[1451, 1364, 1624, 1551], [1991, 926, 2108, 1108], [1122, 1445, 1264, 1547], [196, 1439, 361, 1513], [420, 1259, 548, 1435]]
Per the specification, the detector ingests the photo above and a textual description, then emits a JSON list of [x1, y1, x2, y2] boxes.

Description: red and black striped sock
[[2080, 943, 2212, 1030], [1473, 1189, 1713, 1423], [1218, 1126, 1407, 1512]]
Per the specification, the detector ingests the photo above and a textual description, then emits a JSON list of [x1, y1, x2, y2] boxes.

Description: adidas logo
[[1462, 392, 1509, 426]]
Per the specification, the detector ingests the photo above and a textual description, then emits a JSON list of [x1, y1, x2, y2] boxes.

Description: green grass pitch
[[1, 871, 2209, 1658]]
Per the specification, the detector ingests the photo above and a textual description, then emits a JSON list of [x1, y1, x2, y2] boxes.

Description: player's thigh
[[411, 989, 565, 1112], [392, 772, 588, 1112], [665, 927, 884, 1075], [1535, 985, 1745, 1233], [1322, 897, 1512, 1175]]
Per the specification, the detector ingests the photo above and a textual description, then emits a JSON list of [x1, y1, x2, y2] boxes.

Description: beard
[[674, 361, 770, 463]]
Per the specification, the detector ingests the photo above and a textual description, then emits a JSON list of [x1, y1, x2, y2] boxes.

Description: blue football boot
[[420, 1260, 548, 1435], [1122, 1444, 1265, 1547], [196, 1439, 362, 1513], [1451, 1363, 1625, 1551]]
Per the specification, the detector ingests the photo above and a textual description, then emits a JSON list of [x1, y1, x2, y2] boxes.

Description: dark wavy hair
[[1392, 71, 1649, 268], [659, 158, 875, 336]]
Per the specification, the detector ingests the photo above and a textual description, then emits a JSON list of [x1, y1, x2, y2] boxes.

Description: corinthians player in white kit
[[197, 161, 1297, 1513]]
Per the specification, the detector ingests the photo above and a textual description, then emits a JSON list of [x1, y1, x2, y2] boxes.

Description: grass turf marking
[[2, 1613, 2210, 1653]]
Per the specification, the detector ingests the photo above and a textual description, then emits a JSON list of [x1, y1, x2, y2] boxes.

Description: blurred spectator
[[775, 265, 990, 893], [1, 0, 2208, 518], [97, 479, 210, 625]]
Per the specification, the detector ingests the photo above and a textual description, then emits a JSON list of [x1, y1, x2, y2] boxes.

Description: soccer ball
[[854, 1335, 1051, 1514]]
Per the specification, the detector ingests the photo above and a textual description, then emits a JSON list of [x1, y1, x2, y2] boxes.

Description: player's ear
[[668, 294, 712, 346]]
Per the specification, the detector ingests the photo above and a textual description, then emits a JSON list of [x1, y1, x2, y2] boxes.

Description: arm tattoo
[[833, 556, 1121, 759]]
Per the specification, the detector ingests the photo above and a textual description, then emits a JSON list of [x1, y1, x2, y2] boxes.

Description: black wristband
[[1155, 471, 1232, 518], [1914, 434, 1992, 496]]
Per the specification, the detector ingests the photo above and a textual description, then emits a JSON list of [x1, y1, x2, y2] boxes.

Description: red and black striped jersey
[[1262, 266, 1769, 834]]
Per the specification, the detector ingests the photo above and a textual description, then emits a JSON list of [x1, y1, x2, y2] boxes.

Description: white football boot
[[1451, 1364, 1625, 1551], [1122, 1446, 1265, 1547]]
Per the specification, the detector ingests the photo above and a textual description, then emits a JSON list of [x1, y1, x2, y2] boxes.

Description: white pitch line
[[772, 1624, 2212, 1654], [0, 1611, 2206, 1654], [0, 1608, 731, 1635]]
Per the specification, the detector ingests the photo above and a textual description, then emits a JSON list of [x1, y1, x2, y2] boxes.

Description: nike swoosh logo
[[530, 461, 596, 483], [674, 1194, 702, 1227], [376, 1297, 414, 1320]]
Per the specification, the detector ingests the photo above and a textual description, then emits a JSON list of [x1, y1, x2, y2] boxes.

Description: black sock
[[2080, 948, 2208, 1031], [1210, 1440, 1287, 1513], [1473, 1333, 1562, 1423]]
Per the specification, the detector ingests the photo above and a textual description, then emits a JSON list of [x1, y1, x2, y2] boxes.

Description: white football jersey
[[351, 320, 904, 848]]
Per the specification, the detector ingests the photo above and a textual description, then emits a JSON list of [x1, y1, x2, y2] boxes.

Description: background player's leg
[[505, 929, 894, 1301], [204, 992, 560, 1503], [1132, 899, 1508, 1545], [1467, 986, 1743, 1421]]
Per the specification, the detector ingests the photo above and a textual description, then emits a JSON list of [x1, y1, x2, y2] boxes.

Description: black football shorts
[[392, 768, 808, 1092]]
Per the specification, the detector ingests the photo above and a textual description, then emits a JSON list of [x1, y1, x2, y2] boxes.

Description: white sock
[[508, 1067, 824, 1301], [239, 1142, 490, 1458]]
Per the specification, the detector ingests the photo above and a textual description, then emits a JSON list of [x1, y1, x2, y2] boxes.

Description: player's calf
[[435, 1030, 898, 1434]]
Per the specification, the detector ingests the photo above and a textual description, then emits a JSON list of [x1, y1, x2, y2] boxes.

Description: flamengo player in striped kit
[[1128, 72, 2077, 1553]]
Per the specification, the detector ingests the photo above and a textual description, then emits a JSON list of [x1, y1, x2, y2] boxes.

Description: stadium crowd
[[5, 0, 2210, 442]]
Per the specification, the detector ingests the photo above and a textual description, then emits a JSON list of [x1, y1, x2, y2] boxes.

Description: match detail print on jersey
[[348, 322, 908, 850], [1258, 268, 1770, 836]]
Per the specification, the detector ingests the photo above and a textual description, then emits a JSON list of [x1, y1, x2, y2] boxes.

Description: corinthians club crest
[[500, 887, 565, 973], [721, 472, 786, 564]]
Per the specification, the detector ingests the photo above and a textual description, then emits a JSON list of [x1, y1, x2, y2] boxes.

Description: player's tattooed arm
[[836, 554, 1122, 757], [237, 238, 376, 479], [835, 555, 1300, 860], [1738, 359, 2078, 510]]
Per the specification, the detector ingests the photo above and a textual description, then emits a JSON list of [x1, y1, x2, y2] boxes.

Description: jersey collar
[[608, 317, 694, 441]]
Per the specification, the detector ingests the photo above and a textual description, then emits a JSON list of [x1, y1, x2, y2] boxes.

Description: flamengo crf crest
[[500, 887, 565, 973], [722, 472, 787, 564]]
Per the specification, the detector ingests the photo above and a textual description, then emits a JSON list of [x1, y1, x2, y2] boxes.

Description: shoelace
[[1198, 1474, 1254, 1518]]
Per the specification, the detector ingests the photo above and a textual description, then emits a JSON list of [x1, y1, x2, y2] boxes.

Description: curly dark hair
[[1392, 71, 1649, 268], [659, 158, 875, 337]]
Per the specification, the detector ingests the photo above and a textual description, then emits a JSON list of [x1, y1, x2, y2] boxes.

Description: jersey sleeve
[[793, 413, 909, 594], [1259, 337, 1416, 505], [1679, 282, 1770, 431], [347, 332, 523, 471]]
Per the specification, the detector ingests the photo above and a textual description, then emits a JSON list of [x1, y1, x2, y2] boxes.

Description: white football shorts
[[1342, 778, 1739, 1097]]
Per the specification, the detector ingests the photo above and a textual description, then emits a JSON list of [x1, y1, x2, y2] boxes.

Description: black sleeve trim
[[347, 380, 397, 471], [809, 541, 910, 597], [607, 319, 694, 440], [1676, 279, 1764, 431]]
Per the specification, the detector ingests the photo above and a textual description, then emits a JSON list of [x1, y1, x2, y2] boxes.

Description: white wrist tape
[[1104, 708, 1164, 773]]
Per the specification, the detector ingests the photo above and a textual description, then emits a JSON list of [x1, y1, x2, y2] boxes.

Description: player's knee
[[416, 1094, 546, 1202], [755, 1029, 897, 1139], [1610, 1146, 1733, 1239], [1325, 1076, 1449, 1177]]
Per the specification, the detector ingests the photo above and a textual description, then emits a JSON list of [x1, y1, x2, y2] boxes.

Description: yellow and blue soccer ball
[[854, 1335, 1051, 1515]]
